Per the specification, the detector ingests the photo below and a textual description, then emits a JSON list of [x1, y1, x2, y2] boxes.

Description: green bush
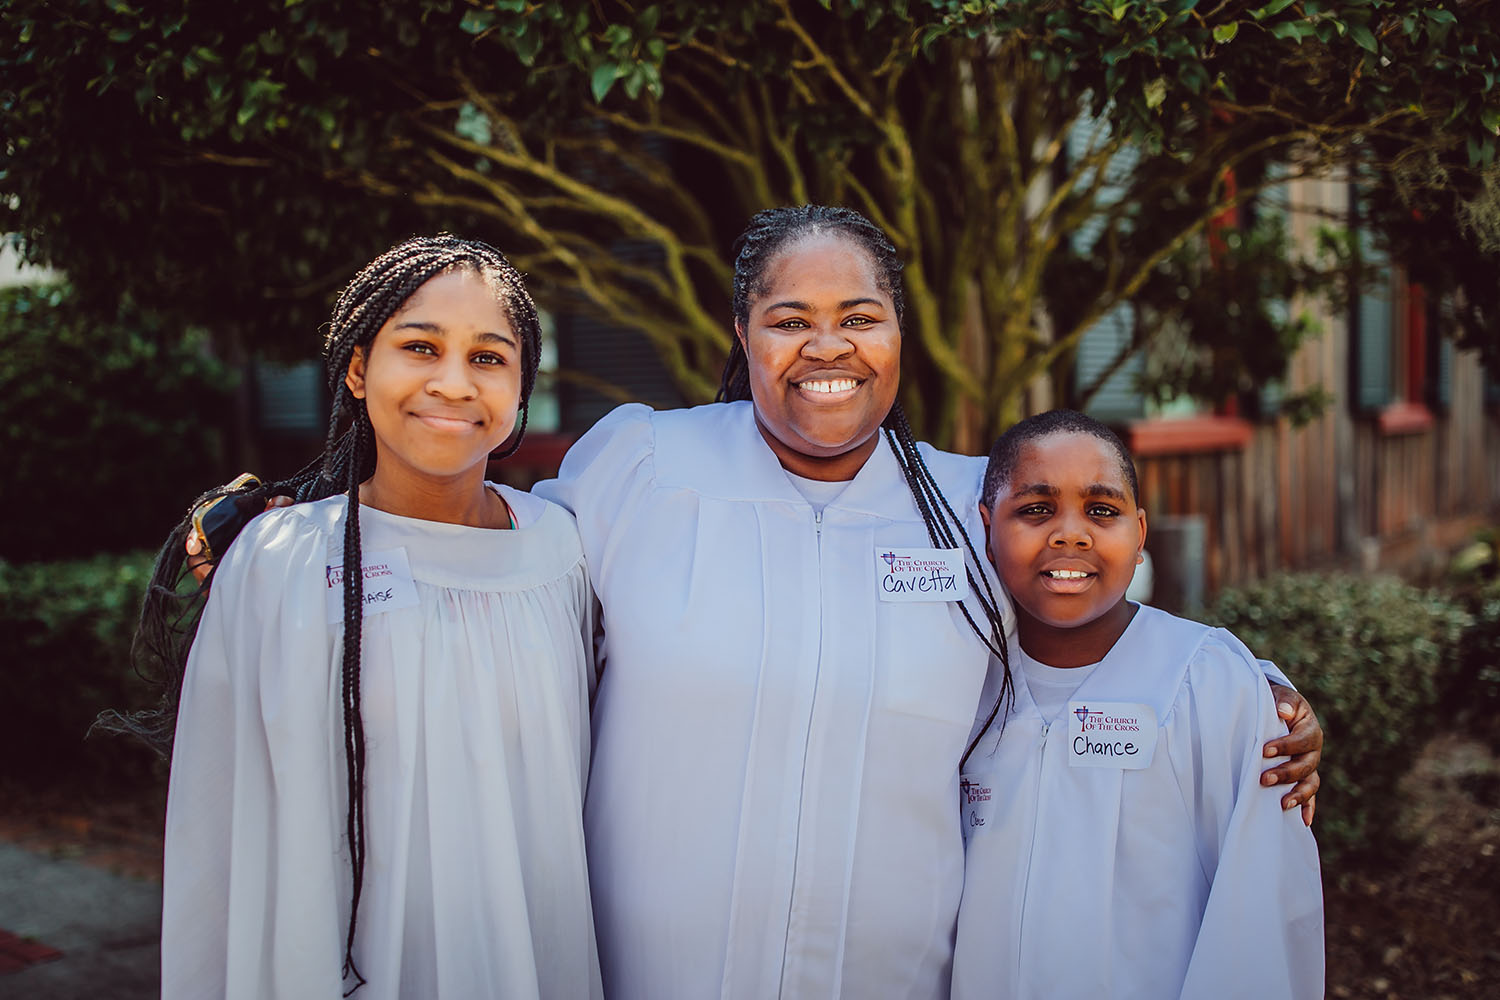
[[0, 283, 233, 562], [0, 551, 165, 794], [1206, 573, 1470, 867], [1444, 579, 1500, 751]]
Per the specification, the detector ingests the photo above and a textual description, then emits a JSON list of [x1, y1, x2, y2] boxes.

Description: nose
[[426, 355, 477, 400], [800, 321, 854, 362], [1049, 512, 1093, 550]]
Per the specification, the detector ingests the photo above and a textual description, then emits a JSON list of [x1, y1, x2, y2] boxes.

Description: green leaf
[[590, 62, 619, 102], [1481, 107, 1500, 133], [1349, 23, 1377, 53], [459, 9, 496, 35], [1212, 23, 1238, 44], [1144, 75, 1167, 110], [1425, 8, 1458, 26], [1251, 0, 1296, 20]]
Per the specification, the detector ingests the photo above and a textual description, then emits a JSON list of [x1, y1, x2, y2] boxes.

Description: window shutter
[[254, 360, 327, 433], [1350, 202, 1394, 414], [1069, 104, 1144, 422], [557, 240, 688, 431]]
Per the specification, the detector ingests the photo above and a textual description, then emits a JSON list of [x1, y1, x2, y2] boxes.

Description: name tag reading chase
[[876, 547, 968, 602], [1067, 701, 1158, 769], [325, 547, 420, 624]]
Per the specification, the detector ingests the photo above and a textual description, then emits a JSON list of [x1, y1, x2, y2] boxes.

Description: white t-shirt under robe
[[161, 487, 603, 1000], [952, 604, 1324, 1000], [534, 401, 1011, 1000]]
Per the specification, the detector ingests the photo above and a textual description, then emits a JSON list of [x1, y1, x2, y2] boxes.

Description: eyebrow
[[1009, 481, 1129, 502], [763, 297, 886, 313], [394, 321, 516, 348]]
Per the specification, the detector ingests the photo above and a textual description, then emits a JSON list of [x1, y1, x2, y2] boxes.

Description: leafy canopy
[[3, 0, 1497, 445]]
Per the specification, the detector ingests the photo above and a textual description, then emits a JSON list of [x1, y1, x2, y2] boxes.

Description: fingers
[[269, 496, 293, 509], [1263, 688, 1323, 762], [1277, 771, 1320, 821], [185, 531, 214, 585], [1260, 748, 1316, 787]]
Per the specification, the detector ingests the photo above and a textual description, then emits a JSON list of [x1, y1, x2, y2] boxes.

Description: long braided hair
[[718, 206, 1013, 768], [107, 234, 542, 993]]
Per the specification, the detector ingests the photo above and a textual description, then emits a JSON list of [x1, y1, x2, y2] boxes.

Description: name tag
[[1067, 701, 1158, 769], [876, 547, 968, 602], [325, 547, 420, 624], [959, 776, 992, 843]]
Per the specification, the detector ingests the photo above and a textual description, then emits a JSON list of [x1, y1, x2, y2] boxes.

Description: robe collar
[[652, 400, 925, 522]]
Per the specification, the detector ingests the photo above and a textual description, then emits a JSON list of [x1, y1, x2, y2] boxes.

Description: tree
[[3, 0, 1497, 449]]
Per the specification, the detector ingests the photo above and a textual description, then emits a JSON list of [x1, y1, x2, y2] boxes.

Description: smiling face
[[980, 431, 1147, 667], [344, 267, 522, 491], [737, 233, 901, 481]]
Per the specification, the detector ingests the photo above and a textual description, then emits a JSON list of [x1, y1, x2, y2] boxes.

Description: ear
[[344, 346, 368, 400], [734, 318, 748, 350], [1135, 508, 1148, 565], [978, 502, 998, 571]]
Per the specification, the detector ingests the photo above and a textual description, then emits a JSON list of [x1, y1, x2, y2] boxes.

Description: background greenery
[[0, 551, 162, 794], [1209, 571, 1476, 867], [0, 283, 232, 562], [4, 0, 1497, 450]]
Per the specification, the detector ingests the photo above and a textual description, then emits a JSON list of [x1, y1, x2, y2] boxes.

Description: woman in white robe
[[153, 236, 602, 999]]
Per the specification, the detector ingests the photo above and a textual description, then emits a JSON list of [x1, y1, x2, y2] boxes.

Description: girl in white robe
[[137, 236, 602, 1000], [953, 410, 1323, 1000]]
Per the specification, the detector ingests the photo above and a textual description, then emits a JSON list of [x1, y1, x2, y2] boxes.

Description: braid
[[717, 205, 1013, 768], [108, 233, 544, 996], [338, 417, 370, 993], [881, 404, 1014, 771]]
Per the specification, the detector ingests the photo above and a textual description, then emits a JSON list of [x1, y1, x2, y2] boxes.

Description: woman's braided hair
[[718, 206, 1013, 768], [105, 234, 541, 993]]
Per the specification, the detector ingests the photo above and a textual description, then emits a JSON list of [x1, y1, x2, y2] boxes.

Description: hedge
[[1207, 573, 1471, 867], [0, 550, 164, 794]]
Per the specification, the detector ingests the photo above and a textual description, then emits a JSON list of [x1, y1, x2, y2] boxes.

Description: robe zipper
[[1014, 721, 1050, 994], [777, 505, 825, 997]]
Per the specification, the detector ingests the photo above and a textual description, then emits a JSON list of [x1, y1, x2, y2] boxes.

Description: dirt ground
[[1324, 732, 1500, 999], [2, 735, 1497, 997]]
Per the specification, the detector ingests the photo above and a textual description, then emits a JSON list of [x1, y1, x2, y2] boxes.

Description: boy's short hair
[[982, 409, 1140, 508]]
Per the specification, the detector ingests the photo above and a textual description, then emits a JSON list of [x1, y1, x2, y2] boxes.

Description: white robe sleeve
[[1170, 633, 1325, 1000], [532, 402, 656, 686], [161, 510, 345, 1000]]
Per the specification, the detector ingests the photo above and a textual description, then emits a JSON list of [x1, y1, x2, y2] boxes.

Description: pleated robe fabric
[[533, 401, 1012, 1000], [161, 487, 603, 1000], [952, 605, 1324, 1000]]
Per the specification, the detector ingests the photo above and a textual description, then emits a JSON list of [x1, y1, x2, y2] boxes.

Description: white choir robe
[[952, 604, 1324, 1000], [534, 401, 1011, 999], [161, 488, 603, 1000]]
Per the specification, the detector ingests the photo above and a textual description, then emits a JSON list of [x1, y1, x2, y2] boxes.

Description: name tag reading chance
[[877, 547, 968, 603], [1067, 701, 1159, 769], [325, 547, 420, 624]]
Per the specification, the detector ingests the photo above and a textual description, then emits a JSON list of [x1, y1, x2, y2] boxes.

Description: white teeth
[[798, 378, 859, 393], [1045, 570, 1090, 579]]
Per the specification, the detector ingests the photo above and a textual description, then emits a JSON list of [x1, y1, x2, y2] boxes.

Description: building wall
[[1126, 177, 1500, 595]]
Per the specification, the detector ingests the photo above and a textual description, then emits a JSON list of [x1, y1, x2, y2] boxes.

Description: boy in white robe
[[952, 410, 1323, 1000]]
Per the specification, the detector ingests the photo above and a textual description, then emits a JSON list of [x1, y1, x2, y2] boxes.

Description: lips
[[1038, 565, 1097, 594], [411, 411, 480, 433]]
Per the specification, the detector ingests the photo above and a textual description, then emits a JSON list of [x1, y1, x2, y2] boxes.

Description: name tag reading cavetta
[[325, 547, 420, 624], [876, 547, 968, 603], [1067, 701, 1159, 769]]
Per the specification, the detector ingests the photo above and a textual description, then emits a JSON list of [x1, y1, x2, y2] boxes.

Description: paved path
[[0, 842, 159, 999]]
